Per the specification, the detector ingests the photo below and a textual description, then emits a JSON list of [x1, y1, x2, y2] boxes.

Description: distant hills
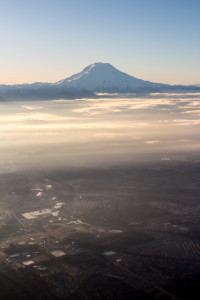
[[0, 62, 199, 101]]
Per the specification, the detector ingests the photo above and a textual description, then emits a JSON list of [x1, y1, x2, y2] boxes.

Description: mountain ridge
[[0, 62, 199, 101]]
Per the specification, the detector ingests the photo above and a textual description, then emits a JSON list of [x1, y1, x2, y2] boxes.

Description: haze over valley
[[1, 87, 200, 299], [1, 77, 200, 172]]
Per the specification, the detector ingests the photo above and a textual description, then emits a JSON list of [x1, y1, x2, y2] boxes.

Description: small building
[[10, 254, 19, 258], [104, 251, 117, 256], [50, 250, 66, 257], [23, 260, 35, 266]]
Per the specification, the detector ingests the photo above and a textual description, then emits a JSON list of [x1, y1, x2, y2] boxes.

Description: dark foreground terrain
[[1, 160, 200, 299]]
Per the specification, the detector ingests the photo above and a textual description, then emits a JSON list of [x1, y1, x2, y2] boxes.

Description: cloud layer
[[1, 92, 200, 171]]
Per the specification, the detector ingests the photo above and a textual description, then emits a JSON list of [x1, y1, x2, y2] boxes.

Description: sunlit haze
[[1, 93, 200, 172]]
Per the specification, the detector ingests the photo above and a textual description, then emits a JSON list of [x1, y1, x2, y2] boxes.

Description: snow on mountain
[[0, 62, 199, 101], [56, 62, 155, 92]]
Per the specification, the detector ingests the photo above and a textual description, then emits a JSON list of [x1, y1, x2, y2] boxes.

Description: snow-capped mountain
[[56, 62, 156, 92], [0, 62, 199, 101]]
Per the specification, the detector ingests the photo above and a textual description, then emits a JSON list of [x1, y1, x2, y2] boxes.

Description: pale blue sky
[[0, 0, 199, 84]]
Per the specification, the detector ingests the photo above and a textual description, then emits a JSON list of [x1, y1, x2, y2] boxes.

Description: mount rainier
[[0, 62, 199, 101]]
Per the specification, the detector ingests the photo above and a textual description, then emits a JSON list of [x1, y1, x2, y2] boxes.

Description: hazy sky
[[0, 0, 200, 85]]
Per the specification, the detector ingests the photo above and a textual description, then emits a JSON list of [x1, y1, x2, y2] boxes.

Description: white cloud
[[22, 105, 43, 110], [144, 140, 159, 144]]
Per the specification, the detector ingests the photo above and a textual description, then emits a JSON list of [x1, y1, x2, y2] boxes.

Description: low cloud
[[1, 94, 200, 171], [22, 105, 43, 110]]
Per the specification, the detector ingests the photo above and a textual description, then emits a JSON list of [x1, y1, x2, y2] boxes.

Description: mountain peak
[[1, 62, 200, 101], [56, 62, 146, 91], [81, 62, 116, 73]]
